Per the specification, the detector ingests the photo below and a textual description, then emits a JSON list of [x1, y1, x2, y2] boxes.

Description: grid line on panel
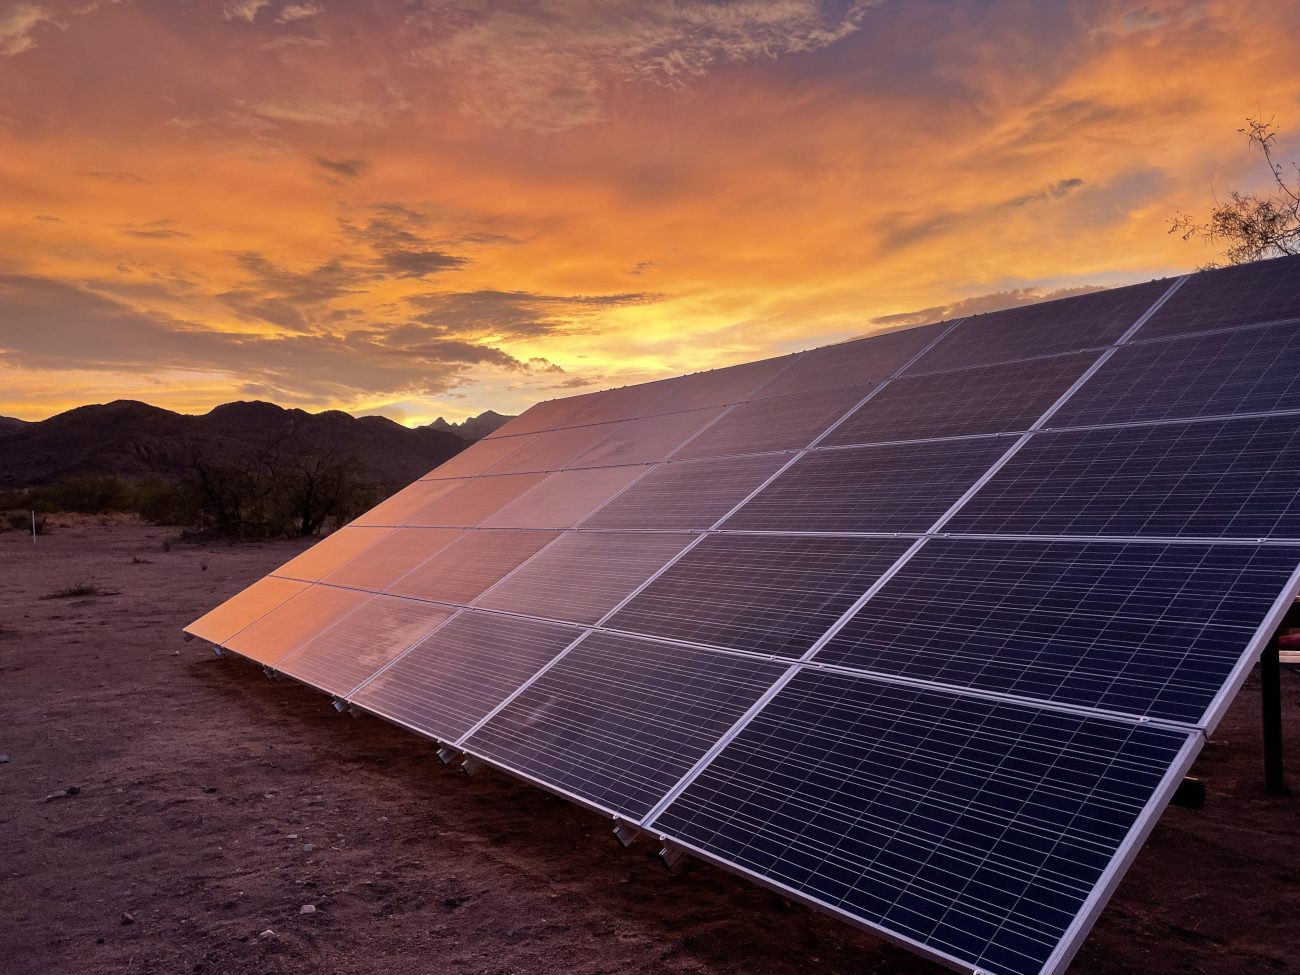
[[1137, 254, 1300, 341], [642, 274, 1190, 832]]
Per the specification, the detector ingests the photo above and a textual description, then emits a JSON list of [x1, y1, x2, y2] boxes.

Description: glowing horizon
[[2, 0, 1298, 425]]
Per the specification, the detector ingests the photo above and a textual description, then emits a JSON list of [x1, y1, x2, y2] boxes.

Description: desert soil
[[1, 523, 1297, 975]]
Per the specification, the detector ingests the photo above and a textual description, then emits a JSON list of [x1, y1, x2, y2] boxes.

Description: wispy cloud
[[313, 155, 369, 179], [407, 0, 879, 131], [0, 3, 55, 57], [276, 2, 323, 24], [223, 0, 270, 24]]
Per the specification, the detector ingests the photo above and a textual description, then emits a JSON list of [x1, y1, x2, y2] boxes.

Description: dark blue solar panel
[[675, 383, 873, 460], [815, 538, 1300, 724], [948, 415, 1300, 539], [464, 633, 787, 819], [1050, 321, 1300, 428], [724, 436, 1011, 534], [607, 534, 913, 658], [1139, 254, 1300, 340], [905, 279, 1170, 374], [824, 351, 1094, 447], [653, 671, 1191, 975]]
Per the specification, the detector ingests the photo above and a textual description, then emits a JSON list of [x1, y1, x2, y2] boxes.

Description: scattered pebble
[[120, 912, 134, 925], [299, 904, 316, 915], [43, 786, 80, 802], [258, 928, 275, 939], [302, 843, 315, 853], [287, 833, 299, 840], [0, 754, 9, 763]]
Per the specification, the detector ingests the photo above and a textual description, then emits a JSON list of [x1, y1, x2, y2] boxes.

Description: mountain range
[[0, 401, 514, 490]]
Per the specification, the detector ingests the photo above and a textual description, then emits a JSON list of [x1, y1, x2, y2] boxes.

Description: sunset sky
[[2, 0, 1298, 425]]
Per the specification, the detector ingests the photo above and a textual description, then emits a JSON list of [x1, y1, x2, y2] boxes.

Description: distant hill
[[0, 400, 502, 491], [424, 410, 513, 439], [0, 416, 30, 431]]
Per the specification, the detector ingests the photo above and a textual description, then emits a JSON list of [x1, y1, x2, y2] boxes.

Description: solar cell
[[321, 527, 464, 591], [406, 472, 547, 527], [564, 378, 679, 427], [674, 383, 872, 460], [824, 352, 1095, 447], [652, 671, 1193, 975], [481, 395, 591, 438], [464, 632, 787, 819], [350, 477, 469, 527], [1139, 254, 1300, 339], [815, 537, 1300, 724], [184, 576, 307, 646], [753, 322, 948, 398], [906, 279, 1171, 373], [567, 408, 724, 468], [275, 596, 454, 697], [640, 355, 794, 415], [480, 465, 649, 529], [948, 415, 1300, 539], [421, 432, 529, 479], [223, 584, 371, 666], [1049, 321, 1300, 428], [351, 612, 584, 743], [270, 526, 391, 582], [475, 531, 694, 624], [387, 529, 560, 605], [723, 436, 1011, 534], [582, 452, 789, 530], [607, 534, 912, 657]]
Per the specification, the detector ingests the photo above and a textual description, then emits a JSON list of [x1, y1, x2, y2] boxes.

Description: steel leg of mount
[[1262, 636, 1289, 796]]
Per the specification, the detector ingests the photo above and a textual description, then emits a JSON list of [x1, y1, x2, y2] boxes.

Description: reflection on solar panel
[[607, 534, 912, 657], [187, 253, 1300, 975], [823, 352, 1093, 446]]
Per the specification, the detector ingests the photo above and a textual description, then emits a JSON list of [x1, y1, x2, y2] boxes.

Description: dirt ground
[[1, 523, 1297, 975]]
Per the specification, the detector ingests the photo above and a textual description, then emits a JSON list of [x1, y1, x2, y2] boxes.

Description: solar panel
[[906, 279, 1172, 373], [753, 321, 949, 398], [606, 534, 913, 657], [947, 415, 1300, 539], [274, 596, 455, 698], [188, 254, 1300, 975], [650, 671, 1194, 975], [723, 437, 1012, 534], [222, 584, 371, 667], [351, 611, 585, 742], [405, 472, 547, 527], [270, 526, 391, 582], [462, 632, 788, 819], [567, 407, 725, 467], [386, 529, 560, 604], [673, 383, 873, 460], [813, 537, 1300, 723], [1138, 254, 1300, 340], [186, 575, 307, 646], [321, 527, 464, 591], [475, 530, 694, 625], [581, 452, 790, 530], [1049, 321, 1300, 428], [823, 352, 1095, 447], [479, 464, 648, 529]]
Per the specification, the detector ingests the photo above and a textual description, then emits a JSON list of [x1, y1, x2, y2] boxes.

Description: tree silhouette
[[1171, 116, 1300, 266]]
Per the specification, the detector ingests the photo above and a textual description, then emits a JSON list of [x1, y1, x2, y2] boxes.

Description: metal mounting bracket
[[461, 755, 483, 777], [612, 818, 640, 847], [658, 840, 687, 872]]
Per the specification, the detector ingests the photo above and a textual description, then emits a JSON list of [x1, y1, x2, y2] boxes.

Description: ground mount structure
[[187, 255, 1300, 975]]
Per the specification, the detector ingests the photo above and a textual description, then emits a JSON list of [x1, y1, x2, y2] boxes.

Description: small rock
[[0, 754, 9, 763], [302, 843, 315, 853], [172, 651, 180, 657], [299, 904, 316, 915], [120, 912, 134, 925], [287, 834, 299, 840], [66, 785, 81, 796], [259, 928, 275, 939], [203, 787, 217, 794]]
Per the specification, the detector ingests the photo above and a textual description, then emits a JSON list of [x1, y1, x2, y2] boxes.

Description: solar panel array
[[187, 254, 1300, 975]]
